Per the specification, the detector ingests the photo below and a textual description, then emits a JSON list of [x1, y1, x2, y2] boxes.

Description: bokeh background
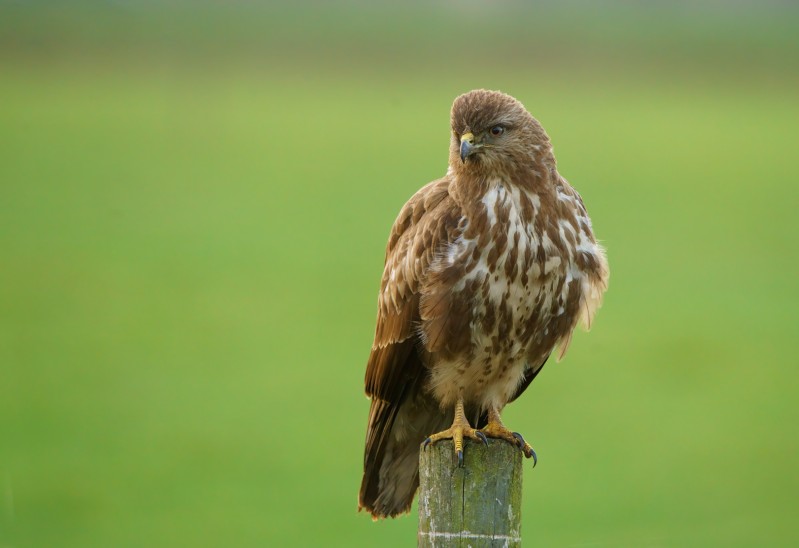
[[1, 1, 798, 546]]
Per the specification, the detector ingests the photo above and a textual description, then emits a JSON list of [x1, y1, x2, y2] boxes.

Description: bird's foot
[[422, 425, 487, 467], [479, 421, 538, 466], [422, 417, 487, 467]]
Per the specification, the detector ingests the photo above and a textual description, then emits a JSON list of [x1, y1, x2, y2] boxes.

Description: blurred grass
[[1, 2, 798, 547]]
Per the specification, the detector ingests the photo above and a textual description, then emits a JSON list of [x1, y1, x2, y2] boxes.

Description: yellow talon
[[422, 398, 487, 466], [478, 407, 538, 465]]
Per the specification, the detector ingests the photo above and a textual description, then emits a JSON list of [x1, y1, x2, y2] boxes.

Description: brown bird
[[358, 90, 609, 519]]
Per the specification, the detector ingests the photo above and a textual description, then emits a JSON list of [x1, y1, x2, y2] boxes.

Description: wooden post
[[418, 439, 523, 547]]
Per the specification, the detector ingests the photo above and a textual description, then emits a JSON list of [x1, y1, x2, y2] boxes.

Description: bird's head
[[448, 90, 553, 179]]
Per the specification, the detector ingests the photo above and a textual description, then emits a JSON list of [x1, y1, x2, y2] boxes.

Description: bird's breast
[[426, 181, 598, 409]]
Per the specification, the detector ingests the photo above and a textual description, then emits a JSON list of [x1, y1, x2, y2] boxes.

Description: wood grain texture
[[418, 440, 523, 547]]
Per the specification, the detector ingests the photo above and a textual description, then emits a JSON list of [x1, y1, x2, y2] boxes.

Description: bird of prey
[[358, 90, 609, 519]]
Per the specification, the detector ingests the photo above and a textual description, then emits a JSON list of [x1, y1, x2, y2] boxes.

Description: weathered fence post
[[418, 439, 523, 547]]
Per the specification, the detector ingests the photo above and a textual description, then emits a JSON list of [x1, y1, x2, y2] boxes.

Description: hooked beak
[[460, 132, 475, 163]]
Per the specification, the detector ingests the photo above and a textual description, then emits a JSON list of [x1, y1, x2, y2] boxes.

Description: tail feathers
[[358, 394, 449, 519]]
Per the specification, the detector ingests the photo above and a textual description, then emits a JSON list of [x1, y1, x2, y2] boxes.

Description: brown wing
[[360, 177, 460, 517], [364, 177, 458, 402]]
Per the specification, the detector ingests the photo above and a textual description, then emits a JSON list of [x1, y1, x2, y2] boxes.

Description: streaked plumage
[[359, 90, 609, 519]]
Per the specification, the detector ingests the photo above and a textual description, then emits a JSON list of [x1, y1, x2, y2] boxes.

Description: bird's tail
[[358, 392, 450, 519]]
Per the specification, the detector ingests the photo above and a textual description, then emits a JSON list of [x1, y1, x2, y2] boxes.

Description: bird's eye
[[490, 125, 505, 137]]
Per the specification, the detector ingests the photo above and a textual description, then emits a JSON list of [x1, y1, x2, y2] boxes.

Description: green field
[[1, 3, 798, 546]]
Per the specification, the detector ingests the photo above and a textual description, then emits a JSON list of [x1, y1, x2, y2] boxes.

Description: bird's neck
[[451, 163, 555, 212]]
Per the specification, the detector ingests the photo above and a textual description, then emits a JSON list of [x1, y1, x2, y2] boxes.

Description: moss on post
[[418, 439, 523, 547]]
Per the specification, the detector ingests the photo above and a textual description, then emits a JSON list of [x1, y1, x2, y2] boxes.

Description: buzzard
[[358, 90, 609, 519]]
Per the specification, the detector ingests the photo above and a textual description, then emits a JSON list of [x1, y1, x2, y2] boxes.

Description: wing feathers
[[364, 177, 457, 402], [360, 177, 459, 518]]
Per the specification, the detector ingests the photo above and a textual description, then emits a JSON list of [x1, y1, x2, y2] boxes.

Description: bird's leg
[[422, 398, 488, 466], [479, 406, 538, 466]]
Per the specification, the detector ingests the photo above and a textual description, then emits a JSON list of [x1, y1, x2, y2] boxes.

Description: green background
[[1, 2, 797, 546]]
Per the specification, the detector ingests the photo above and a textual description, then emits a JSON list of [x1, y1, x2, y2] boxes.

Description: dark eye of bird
[[490, 125, 505, 136]]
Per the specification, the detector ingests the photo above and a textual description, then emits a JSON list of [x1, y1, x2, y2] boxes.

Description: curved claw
[[475, 431, 489, 446], [422, 437, 432, 451], [512, 432, 538, 466], [457, 449, 464, 467]]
